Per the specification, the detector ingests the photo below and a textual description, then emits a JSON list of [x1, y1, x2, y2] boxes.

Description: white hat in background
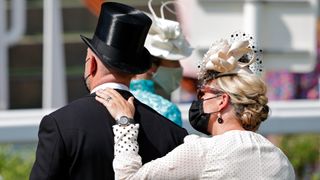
[[145, 0, 193, 61]]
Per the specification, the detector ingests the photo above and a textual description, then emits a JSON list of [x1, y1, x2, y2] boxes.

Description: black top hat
[[81, 2, 152, 74]]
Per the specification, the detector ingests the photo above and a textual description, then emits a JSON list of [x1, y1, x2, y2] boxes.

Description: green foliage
[[0, 144, 36, 180], [279, 134, 320, 179]]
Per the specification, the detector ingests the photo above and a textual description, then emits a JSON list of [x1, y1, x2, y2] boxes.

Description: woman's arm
[[113, 132, 205, 179], [96, 88, 205, 179]]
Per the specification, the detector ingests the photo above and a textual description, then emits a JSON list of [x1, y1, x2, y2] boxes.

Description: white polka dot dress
[[113, 125, 295, 180], [113, 124, 139, 156]]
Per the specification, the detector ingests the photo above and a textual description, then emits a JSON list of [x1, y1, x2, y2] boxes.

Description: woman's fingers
[[95, 96, 109, 106], [105, 88, 124, 100], [128, 96, 134, 106], [96, 90, 113, 103], [95, 88, 135, 120], [127, 96, 135, 117]]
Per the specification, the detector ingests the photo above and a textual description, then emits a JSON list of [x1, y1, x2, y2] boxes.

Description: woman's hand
[[95, 88, 135, 120]]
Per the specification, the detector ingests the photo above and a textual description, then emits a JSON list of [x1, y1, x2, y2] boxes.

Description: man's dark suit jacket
[[30, 90, 188, 180]]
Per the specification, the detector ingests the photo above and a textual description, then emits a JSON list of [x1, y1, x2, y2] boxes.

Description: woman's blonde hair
[[198, 32, 268, 131], [215, 73, 269, 131]]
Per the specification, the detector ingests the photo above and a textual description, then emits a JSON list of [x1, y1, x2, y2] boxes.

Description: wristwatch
[[116, 116, 135, 126]]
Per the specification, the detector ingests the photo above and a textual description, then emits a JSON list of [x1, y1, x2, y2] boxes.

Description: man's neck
[[90, 75, 131, 93], [91, 82, 130, 93]]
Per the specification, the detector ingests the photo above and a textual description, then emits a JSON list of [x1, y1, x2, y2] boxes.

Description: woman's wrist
[[115, 116, 135, 126], [113, 124, 140, 156]]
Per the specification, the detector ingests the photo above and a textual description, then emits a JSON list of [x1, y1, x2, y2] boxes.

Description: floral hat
[[197, 31, 263, 83], [145, 0, 193, 61]]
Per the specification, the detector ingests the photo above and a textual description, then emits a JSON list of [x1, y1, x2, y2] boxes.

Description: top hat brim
[[81, 35, 151, 74]]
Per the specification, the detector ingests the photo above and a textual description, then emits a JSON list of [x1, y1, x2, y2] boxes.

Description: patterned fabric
[[113, 124, 139, 156], [113, 125, 295, 179], [266, 70, 296, 100], [130, 79, 182, 126], [266, 48, 320, 100], [292, 49, 320, 99]]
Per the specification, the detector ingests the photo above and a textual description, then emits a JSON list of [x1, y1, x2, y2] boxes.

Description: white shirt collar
[[91, 82, 129, 94]]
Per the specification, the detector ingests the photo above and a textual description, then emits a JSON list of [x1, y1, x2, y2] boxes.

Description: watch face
[[119, 116, 129, 125]]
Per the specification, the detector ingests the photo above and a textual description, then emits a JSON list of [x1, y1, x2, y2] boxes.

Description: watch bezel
[[116, 116, 134, 125]]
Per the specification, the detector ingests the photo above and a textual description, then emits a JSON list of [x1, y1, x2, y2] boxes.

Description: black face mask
[[188, 96, 220, 135], [83, 58, 91, 93], [82, 74, 91, 94]]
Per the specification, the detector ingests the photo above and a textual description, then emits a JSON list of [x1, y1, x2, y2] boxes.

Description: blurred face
[[188, 81, 225, 135], [197, 84, 224, 114], [151, 57, 183, 95], [158, 59, 181, 68]]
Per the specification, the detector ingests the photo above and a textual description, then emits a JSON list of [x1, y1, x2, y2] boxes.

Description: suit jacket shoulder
[[31, 91, 188, 180]]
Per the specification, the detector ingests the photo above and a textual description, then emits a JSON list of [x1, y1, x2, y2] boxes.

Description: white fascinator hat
[[145, 0, 193, 61], [198, 31, 263, 82]]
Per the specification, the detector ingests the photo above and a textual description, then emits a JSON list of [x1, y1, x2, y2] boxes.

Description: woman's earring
[[217, 113, 224, 124]]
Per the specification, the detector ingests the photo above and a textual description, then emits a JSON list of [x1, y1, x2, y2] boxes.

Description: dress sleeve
[[113, 124, 205, 180], [30, 115, 68, 180]]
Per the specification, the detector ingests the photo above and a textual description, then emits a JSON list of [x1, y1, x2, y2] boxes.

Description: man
[[30, 2, 188, 180]]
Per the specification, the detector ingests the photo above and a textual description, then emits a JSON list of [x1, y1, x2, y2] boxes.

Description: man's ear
[[90, 56, 97, 76]]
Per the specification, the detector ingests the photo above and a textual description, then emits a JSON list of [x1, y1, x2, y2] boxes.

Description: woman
[[129, 0, 193, 126], [130, 56, 183, 126], [96, 33, 295, 179]]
